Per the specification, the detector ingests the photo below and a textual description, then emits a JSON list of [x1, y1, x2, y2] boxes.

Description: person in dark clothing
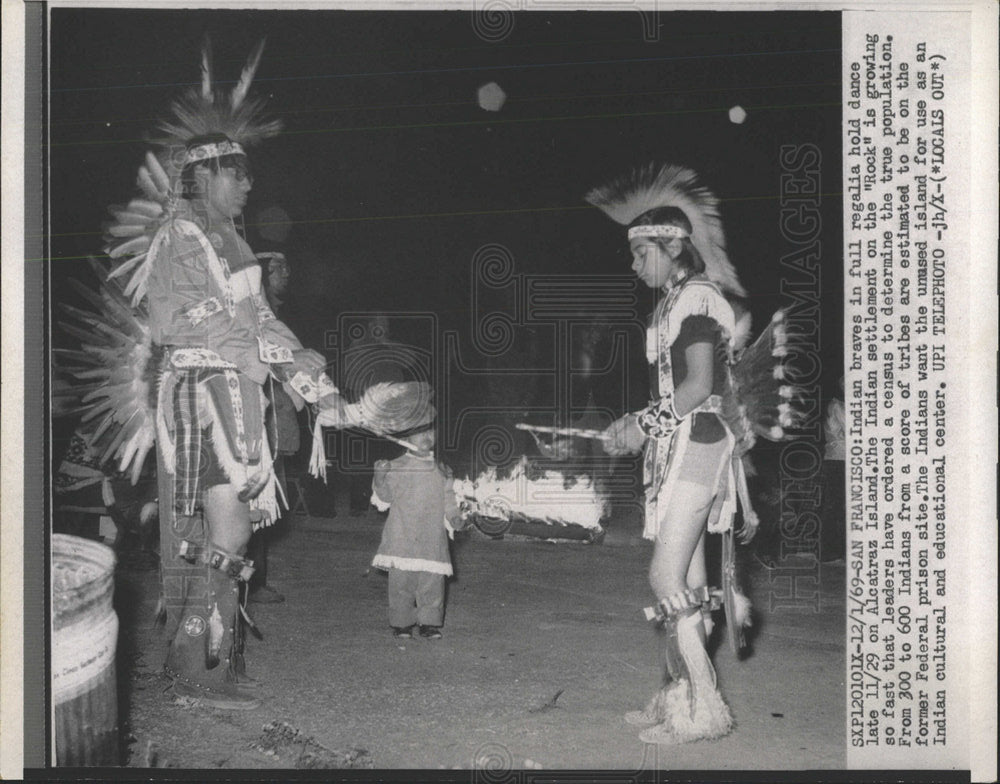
[[246, 250, 300, 603]]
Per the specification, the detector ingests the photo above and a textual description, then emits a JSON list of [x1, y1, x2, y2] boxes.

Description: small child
[[371, 426, 462, 640]]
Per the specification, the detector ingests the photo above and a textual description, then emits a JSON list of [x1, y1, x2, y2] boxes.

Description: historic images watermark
[[471, 0, 661, 44], [446, 242, 643, 536], [768, 142, 826, 613]]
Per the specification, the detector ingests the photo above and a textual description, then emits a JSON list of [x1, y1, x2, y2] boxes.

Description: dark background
[[49, 8, 843, 468]]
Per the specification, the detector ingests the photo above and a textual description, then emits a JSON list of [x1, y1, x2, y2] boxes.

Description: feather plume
[[145, 151, 171, 195], [154, 37, 281, 151], [125, 199, 164, 220], [726, 309, 807, 443], [106, 252, 147, 282], [53, 347, 95, 365], [136, 166, 163, 202], [80, 397, 115, 423], [206, 604, 224, 669], [123, 259, 155, 305], [64, 277, 110, 312], [200, 35, 214, 103], [231, 38, 266, 110], [107, 235, 151, 259], [105, 223, 148, 238], [109, 209, 158, 227], [53, 261, 156, 484], [69, 277, 135, 328], [729, 590, 753, 629], [732, 308, 752, 351], [585, 163, 745, 297]]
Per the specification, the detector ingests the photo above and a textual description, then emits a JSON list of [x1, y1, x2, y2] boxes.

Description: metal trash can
[[52, 533, 119, 766]]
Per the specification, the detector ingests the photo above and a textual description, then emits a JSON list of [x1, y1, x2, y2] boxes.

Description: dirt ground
[[111, 490, 845, 773]]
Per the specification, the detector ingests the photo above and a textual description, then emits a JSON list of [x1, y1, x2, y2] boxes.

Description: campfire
[[454, 457, 607, 540]]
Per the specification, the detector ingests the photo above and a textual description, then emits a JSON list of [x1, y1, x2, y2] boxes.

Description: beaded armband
[[635, 395, 681, 439]]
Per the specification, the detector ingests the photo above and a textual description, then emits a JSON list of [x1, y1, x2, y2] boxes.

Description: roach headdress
[[585, 163, 746, 298]]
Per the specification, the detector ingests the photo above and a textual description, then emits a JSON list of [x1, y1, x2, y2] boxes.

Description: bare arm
[[672, 339, 714, 416]]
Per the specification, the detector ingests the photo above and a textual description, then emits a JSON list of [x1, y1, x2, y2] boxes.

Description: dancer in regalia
[[588, 164, 799, 743], [95, 41, 348, 709], [56, 39, 435, 710]]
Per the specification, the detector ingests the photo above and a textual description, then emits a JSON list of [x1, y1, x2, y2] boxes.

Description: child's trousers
[[388, 568, 445, 628]]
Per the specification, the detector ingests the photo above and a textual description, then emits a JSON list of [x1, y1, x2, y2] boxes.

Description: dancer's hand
[[316, 391, 356, 428], [291, 348, 326, 377], [603, 415, 645, 455], [318, 391, 344, 412]]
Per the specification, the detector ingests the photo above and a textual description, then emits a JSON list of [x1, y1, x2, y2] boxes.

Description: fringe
[[201, 386, 278, 528], [665, 282, 737, 347], [172, 220, 234, 316], [205, 394, 251, 489], [637, 681, 733, 744], [643, 419, 689, 541], [625, 681, 686, 726], [156, 370, 178, 475], [637, 612, 733, 744], [309, 419, 327, 482], [371, 554, 453, 577], [370, 491, 391, 512]]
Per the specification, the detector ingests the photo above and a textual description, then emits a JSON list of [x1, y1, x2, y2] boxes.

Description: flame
[[454, 457, 606, 531]]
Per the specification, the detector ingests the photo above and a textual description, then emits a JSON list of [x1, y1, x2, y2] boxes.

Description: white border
[[1, 1, 995, 780], [1, 0, 27, 777]]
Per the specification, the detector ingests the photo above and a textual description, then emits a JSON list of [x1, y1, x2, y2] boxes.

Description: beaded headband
[[184, 140, 246, 166], [627, 224, 689, 241]]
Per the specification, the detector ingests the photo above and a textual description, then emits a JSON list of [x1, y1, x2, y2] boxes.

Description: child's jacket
[[371, 453, 458, 576]]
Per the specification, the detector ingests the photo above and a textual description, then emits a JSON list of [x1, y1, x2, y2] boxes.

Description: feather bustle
[[145, 151, 170, 194], [136, 167, 162, 201], [124, 199, 164, 219], [107, 236, 151, 259]]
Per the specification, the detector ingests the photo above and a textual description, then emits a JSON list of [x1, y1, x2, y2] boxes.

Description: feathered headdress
[[103, 37, 281, 306], [585, 163, 746, 297], [56, 38, 283, 484], [154, 37, 282, 174]]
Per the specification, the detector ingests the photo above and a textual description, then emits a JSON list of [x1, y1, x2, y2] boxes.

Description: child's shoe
[[418, 625, 443, 640], [392, 626, 413, 639]]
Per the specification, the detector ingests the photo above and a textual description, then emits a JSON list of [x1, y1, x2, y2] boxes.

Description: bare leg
[[635, 481, 733, 743], [685, 531, 707, 592], [648, 480, 714, 598]]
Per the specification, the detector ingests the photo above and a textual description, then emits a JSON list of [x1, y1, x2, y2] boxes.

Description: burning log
[[454, 457, 607, 542]]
